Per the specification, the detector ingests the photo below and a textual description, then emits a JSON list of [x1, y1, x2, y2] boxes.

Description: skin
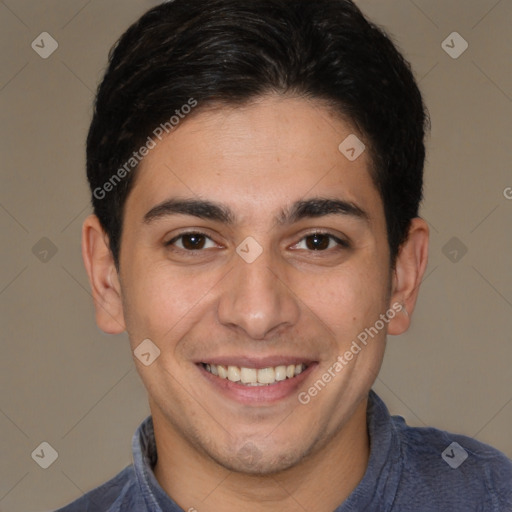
[[82, 94, 429, 512]]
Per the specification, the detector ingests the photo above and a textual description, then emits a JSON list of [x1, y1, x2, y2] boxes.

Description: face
[[112, 95, 398, 474]]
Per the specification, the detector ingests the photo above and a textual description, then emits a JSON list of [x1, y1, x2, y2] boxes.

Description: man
[[57, 0, 512, 510]]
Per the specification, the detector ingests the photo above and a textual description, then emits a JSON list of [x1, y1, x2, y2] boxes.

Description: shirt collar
[[335, 390, 403, 511], [132, 390, 403, 511], [132, 415, 182, 511]]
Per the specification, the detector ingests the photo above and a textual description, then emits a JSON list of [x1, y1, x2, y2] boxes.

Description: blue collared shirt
[[55, 391, 512, 511]]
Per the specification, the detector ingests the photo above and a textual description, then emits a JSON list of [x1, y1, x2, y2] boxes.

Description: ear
[[81, 215, 126, 334], [387, 217, 429, 335]]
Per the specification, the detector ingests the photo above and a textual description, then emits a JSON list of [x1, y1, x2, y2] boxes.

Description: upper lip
[[197, 356, 316, 368]]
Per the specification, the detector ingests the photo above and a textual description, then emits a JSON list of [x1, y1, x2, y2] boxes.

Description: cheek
[[293, 256, 389, 335], [121, 260, 222, 342]]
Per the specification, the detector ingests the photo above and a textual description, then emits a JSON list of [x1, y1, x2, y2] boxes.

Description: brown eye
[[167, 232, 217, 251], [181, 234, 206, 250], [305, 233, 331, 250], [293, 232, 350, 252]]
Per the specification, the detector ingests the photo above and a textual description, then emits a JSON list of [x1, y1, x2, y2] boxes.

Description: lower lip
[[197, 364, 317, 405]]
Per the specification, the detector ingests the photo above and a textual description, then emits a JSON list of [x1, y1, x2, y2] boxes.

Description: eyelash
[[165, 231, 350, 253]]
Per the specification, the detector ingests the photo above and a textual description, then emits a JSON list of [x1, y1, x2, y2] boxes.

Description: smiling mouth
[[201, 363, 309, 386]]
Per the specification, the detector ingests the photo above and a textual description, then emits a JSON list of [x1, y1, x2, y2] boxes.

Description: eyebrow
[[143, 197, 369, 225]]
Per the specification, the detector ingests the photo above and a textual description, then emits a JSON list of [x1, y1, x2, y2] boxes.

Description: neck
[[152, 398, 370, 512]]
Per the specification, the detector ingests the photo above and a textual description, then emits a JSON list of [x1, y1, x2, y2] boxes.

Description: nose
[[217, 246, 300, 340]]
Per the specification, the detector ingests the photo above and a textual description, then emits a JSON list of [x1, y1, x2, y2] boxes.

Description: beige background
[[0, 1, 511, 511]]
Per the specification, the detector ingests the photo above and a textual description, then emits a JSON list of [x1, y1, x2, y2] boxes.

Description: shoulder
[[392, 415, 512, 511], [54, 465, 138, 512]]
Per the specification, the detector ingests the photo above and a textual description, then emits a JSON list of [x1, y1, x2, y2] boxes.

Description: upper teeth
[[204, 363, 306, 386]]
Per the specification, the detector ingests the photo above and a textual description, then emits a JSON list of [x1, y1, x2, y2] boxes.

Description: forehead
[[126, 95, 383, 226]]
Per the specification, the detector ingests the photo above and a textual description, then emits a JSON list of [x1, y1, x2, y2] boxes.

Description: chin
[[216, 441, 307, 476]]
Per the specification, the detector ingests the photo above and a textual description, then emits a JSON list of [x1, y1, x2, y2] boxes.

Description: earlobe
[[82, 215, 126, 334], [387, 217, 429, 336]]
